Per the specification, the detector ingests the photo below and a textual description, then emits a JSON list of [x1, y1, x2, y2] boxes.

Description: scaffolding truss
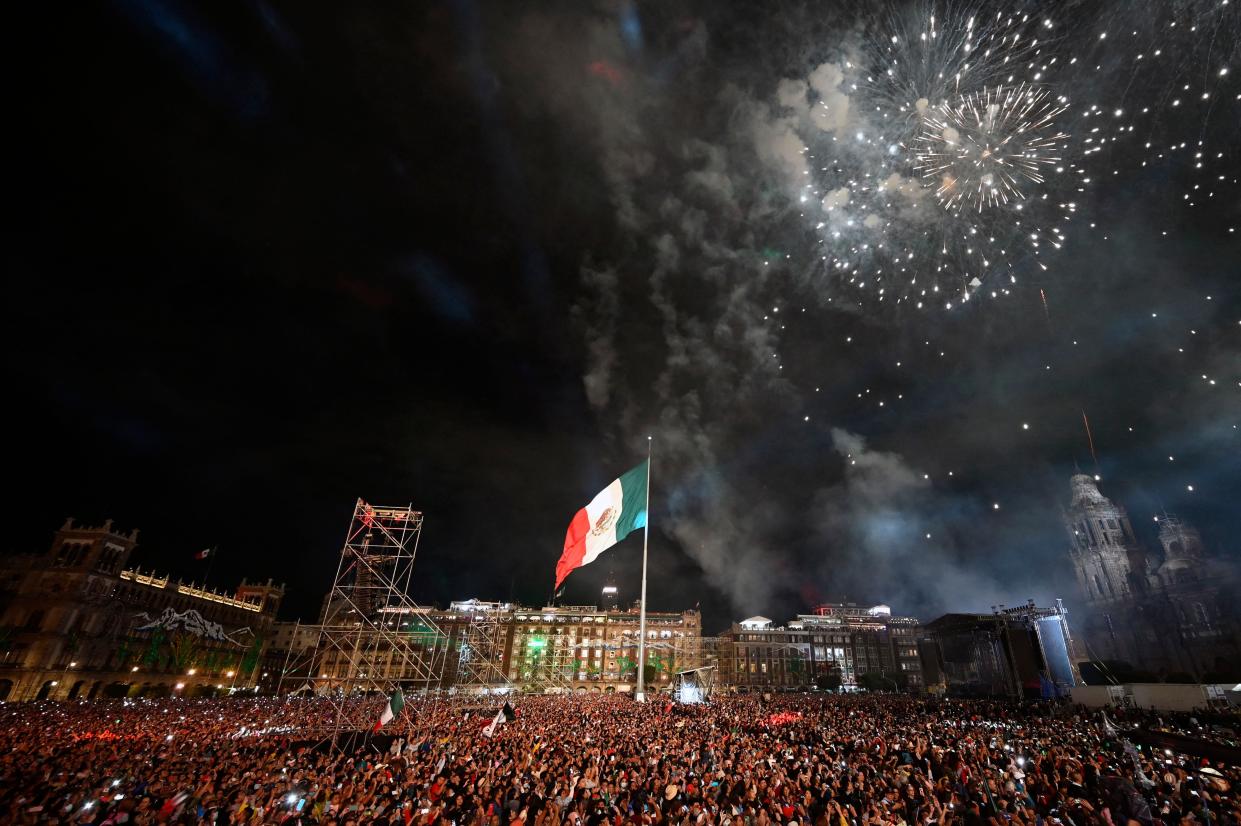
[[515, 622, 581, 694], [447, 600, 514, 691], [307, 500, 450, 742], [506, 629, 718, 695]]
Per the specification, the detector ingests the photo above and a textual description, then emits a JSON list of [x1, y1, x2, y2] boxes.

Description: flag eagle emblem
[[591, 508, 617, 537]]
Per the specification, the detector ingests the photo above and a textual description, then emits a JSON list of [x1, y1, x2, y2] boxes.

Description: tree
[[167, 632, 200, 672], [857, 672, 899, 692], [644, 652, 669, 686], [142, 629, 166, 668], [815, 670, 842, 692], [239, 634, 262, 678], [115, 637, 134, 668]]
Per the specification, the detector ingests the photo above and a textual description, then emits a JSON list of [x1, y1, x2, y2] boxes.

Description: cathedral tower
[[1154, 514, 1205, 586], [1063, 474, 1146, 606]]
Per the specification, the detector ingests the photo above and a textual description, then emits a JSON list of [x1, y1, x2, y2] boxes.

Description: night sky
[[6, 0, 1238, 634]]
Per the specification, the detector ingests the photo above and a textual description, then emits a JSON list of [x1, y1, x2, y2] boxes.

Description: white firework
[[913, 83, 1069, 212]]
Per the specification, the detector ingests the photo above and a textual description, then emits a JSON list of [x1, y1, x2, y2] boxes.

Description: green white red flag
[[373, 689, 404, 731], [555, 461, 648, 588], [482, 702, 516, 737]]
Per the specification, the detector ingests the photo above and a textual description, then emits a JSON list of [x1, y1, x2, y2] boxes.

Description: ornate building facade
[[717, 603, 923, 691], [295, 596, 705, 694], [505, 601, 704, 692], [0, 518, 284, 701], [1063, 474, 1240, 679]]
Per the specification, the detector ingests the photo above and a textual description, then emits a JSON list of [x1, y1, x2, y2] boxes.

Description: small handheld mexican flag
[[481, 702, 516, 737], [373, 689, 404, 732]]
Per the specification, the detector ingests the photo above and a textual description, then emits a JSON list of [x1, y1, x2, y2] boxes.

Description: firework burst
[[913, 83, 1070, 212], [783, 2, 1089, 310]]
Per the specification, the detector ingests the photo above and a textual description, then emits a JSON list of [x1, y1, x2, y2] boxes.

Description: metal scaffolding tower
[[514, 617, 581, 694], [307, 500, 450, 742], [447, 600, 514, 690]]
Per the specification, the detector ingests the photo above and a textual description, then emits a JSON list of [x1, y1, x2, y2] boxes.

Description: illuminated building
[[716, 603, 923, 691], [289, 597, 705, 695], [0, 518, 283, 701], [507, 602, 703, 693]]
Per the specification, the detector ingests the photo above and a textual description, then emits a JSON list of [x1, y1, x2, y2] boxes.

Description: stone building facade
[[505, 602, 704, 693], [1063, 474, 1240, 679], [0, 518, 284, 701], [293, 596, 705, 695], [717, 603, 923, 691]]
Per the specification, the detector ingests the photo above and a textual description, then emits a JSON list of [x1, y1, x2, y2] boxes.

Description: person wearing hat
[[665, 783, 683, 812]]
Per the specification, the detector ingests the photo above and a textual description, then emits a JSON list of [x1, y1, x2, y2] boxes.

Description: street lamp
[[59, 660, 79, 695]]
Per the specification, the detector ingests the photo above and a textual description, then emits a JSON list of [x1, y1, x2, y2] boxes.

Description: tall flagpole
[[203, 546, 218, 589], [636, 436, 651, 702]]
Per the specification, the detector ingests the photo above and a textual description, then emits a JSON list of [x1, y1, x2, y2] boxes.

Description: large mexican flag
[[555, 460, 648, 588]]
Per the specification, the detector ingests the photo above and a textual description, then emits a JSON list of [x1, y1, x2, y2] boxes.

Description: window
[[24, 610, 45, 631]]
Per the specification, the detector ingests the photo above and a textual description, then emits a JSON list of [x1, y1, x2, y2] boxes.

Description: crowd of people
[[0, 692, 1237, 826]]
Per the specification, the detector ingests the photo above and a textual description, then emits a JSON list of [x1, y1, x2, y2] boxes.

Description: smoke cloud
[[496, 2, 1240, 627]]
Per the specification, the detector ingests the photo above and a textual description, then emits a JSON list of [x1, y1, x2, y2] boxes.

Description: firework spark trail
[[788, 2, 1085, 311], [913, 83, 1069, 212], [1082, 409, 1099, 469], [785, 0, 1236, 315]]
